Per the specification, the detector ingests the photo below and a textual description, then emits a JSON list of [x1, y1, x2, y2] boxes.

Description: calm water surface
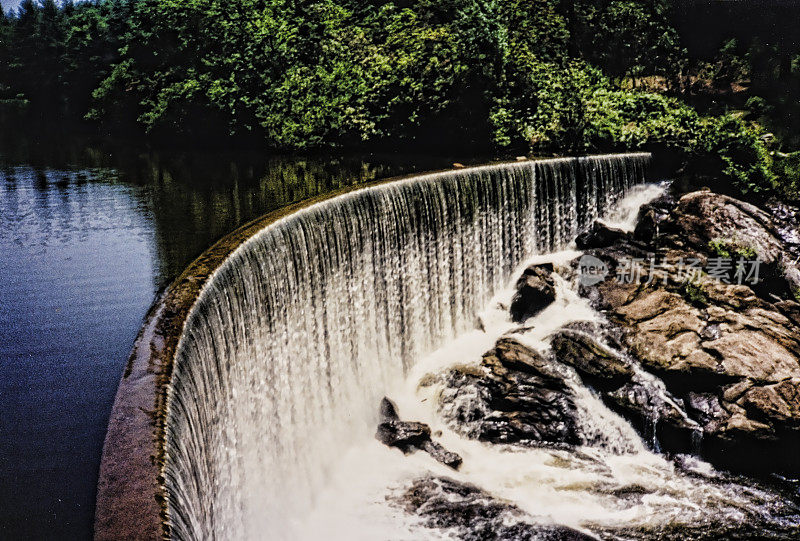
[[0, 145, 456, 539]]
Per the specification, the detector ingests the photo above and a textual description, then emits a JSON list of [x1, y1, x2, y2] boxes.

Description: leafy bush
[[695, 115, 776, 195], [772, 151, 800, 201], [745, 95, 771, 118], [578, 88, 775, 194], [708, 238, 758, 259], [584, 89, 703, 153], [683, 279, 708, 307], [491, 59, 600, 152], [567, 0, 686, 85]]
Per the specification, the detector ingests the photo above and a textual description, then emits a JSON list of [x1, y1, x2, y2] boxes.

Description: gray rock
[[420, 440, 463, 470], [685, 392, 730, 429], [510, 264, 556, 323], [439, 338, 581, 446], [634, 207, 659, 243], [742, 378, 800, 428], [634, 192, 677, 244], [389, 476, 595, 541], [577, 189, 800, 472], [379, 396, 400, 421], [608, 382, 697, 431], [550, 329, 634, 387], [375, 420, 431, 453], [672, 190, 783, 264], [576, 220, 628, 249], [375, 398, 463, 470]]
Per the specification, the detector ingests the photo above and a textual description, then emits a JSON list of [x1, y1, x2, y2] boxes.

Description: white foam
[[599, 183, 666, 232]]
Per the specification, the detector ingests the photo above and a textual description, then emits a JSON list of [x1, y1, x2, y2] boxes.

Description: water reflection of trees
[[123, 150, 447, 289], [1, 136, 454, 289]]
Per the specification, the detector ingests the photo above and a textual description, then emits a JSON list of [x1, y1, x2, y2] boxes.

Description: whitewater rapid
[[294, 184, 793, 540]]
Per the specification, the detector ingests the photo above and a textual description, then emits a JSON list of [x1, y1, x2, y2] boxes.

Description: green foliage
[[772, 151, 800, 201], [708, 238, 758, 260], [0, 0, 786, 201], [683, 279, 708, 307], [0, 0, 128, 119], [86, 0, 576, 148], [568, 0, 686, 86], [491, 59, 600, 151], [738, 246, 758, 259], [708, 239, 734, 259], [0, 8, 12, 106], [695, 114, 776, 195], [91, 0, 512, 146], [582, 89, 775, 194], [745, 96, 772, 118], [585, 89, 703, 152], [693, 38, 749, 90]]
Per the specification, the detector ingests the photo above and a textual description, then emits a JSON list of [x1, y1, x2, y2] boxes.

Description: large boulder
[[548, 324, 700, 452], [742, 378, 800, 428], [592, 266, 800, 389], [550, 328, 634, 388], [509, 264, 556, 323], [439, 338, 582, 446], [607, 380, 700, 451], [375, 419, 431, 453], [669, 190, 800, 300], [633, 191, 677, 243], [684, 392, 729, 431], [767, 199, 800, 257], [633, 206, 659, 244], [671, 190, 784, 264], [576, 221, 628, 249], [418, 440, 463, 470], [441, 326, 704, 455]]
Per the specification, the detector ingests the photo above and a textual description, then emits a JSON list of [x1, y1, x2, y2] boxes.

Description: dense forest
[[1, 0, 799, 199]]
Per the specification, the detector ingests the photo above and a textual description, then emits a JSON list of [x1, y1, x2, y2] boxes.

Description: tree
[[61, 0, 128, 118], [7, 1, 41, 109], [0, 8, 12, 102], [567, 0, 686, 88]]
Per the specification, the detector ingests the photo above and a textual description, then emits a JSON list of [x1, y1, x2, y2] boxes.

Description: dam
[[96, 154, 651, 539]]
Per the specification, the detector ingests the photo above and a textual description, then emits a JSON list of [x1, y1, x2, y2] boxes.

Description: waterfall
[[162, 154, 650, 539]]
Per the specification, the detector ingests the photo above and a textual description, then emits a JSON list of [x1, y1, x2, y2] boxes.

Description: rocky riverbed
[[575, 188, 800, 475], [373, 185, 800, 539]]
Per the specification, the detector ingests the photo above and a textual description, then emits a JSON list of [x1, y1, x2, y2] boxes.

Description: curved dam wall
[[95, 154, 649, 540]]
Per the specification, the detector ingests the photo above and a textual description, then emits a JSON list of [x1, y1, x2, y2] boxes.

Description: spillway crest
[[163, 154, 650, 539]]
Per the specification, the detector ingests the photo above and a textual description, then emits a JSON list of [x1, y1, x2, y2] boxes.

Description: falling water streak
[[162, 154, 650, 540]]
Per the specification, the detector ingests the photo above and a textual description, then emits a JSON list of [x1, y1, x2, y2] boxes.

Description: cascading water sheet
[[162, 154, 650, 539]]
